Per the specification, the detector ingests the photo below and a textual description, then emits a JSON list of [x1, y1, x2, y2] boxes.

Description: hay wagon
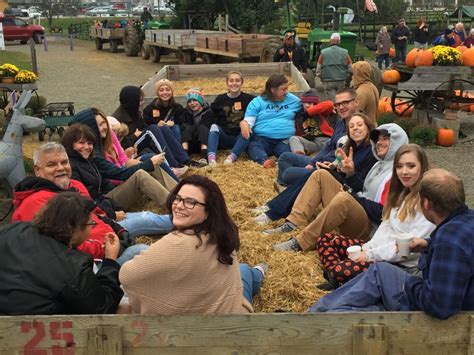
[[1, 312, 474, 354], [383, 64, 474, 123], [141, 62, 310, 105], [90, 27, 125, 53], [142, 29, 223, 64], [35, 102, 75, 141]]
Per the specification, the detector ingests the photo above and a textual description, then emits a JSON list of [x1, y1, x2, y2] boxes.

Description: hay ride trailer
[[142, 29, 223, 64], [1, 313, 473, 353], [384, 64, 474, 123], [90, 27, 125, 53], [141, 62, 310, 105], [193, 33, 278, 64]]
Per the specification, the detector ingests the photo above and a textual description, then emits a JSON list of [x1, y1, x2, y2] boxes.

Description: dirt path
[[5, 38, 474, 206]]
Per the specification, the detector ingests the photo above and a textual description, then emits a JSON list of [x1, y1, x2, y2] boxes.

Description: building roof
[[449, 5, 474, 19]]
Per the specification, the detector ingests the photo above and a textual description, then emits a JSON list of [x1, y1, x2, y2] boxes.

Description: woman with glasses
[[0, 193, 123, 315], [119, 175, 267, 314]]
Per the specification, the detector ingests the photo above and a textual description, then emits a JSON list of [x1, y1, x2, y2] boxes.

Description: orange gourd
[[389, 48, 395, 58], [436, 128, 455, 147], [462, 47, 474, 66], [457, 45, 468, 54], [405, 48, 418, 68], [415, 49, 433, 66], [382, 69, 401, 84]]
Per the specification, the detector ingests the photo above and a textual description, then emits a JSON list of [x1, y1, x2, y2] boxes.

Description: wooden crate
[[144, 29, 223, 50], [195, 33, 272, 59], [141, 62, 310, 105], [89, 27, 124, 40], [0, 313, 473, 354]]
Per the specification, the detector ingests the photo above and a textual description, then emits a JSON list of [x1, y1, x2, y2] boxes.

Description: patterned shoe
[[272, 237, 303, 252], [263, 222, 296, 235]]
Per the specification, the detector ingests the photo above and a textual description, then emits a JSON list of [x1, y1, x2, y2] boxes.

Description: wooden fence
[[0, 312, 473, 354]]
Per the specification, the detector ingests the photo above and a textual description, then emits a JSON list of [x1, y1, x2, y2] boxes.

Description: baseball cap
[[370, 128, 391, 143]]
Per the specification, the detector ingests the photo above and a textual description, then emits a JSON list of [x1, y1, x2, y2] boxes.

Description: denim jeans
[[308, 262, 411, 312], [138, 154, 179, 182], [277, 152, 314, 185], [207, 125, 248, 157], [266, 172, 312, 221], [170, 124, 181, 142], [116, 244, 149, 265], [118, 212, 173, 237], [248, 136, 291, 164], [239, 264, 263, 303], [394, 45, 407, 63], [377, 53, 390, 69]]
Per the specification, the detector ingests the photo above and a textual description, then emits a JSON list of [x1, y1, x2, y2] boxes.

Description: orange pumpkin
[[382, 69, 401, 84], [436, 128, 455, 147], [395, 101, 414, 117], [389, 47, 395, 58], [470, 104, 474, 113], [457, 45, 468, 54], [378, 97, 391, 114], [462, 47, 474, 66], [405, 48, 419, 68], [415, 49, 433, 66]]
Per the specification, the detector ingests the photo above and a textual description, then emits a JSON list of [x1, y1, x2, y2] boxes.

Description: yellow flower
[[15, 70, 38, 84], [0, 63, 20, 76]]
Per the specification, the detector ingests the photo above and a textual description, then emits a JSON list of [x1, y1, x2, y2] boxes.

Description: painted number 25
[[21, 321, 75, 355]]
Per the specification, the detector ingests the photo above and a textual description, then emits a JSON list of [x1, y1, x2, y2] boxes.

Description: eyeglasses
[[172, 194, 206, 209], [83, 220, 97, 228], [334, 99, 355, 109]]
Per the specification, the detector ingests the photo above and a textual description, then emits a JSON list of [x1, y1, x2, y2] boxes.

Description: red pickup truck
[[0, 16, 44, 44]]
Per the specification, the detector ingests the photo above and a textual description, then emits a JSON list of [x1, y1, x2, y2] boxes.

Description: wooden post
[[87, 325, 123, 355], [352, 324, 388, 355], [29, 38, 38, 75], [468, 316, 474, 355]]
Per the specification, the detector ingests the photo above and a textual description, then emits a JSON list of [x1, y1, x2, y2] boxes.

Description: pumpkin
[[456, 45, 468, 54], [405, 48, 419, 68], [462, 47, 474, 66], [415, 49, 433, 66], [382, 69, 401, 84], [378, 97, 391, 114], [395, 101, 414, 117], [470, 104, 474, 113], [389, 47, 395, 58], [436, 128, 455, 147]]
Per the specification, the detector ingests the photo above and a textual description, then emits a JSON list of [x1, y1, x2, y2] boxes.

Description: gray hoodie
[[358, 123, 409, 201]]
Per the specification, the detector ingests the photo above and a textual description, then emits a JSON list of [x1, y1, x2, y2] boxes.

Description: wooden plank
[[87, 325, 122, 355], [352, 324, 388, 355], [469, 315, 474, 355]]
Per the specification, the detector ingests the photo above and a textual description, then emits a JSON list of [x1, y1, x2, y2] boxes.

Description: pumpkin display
[[415, 49, 433, 66], [462, 47, 474, 66], [456, 46, 468, 54], [382, 69, 401, 84], [405, 48, 419, 68], [389, 47, 395, 58], [436, 128, 455, 147]]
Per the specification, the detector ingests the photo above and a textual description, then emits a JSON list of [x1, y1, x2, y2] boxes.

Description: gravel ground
[[5, 38, 474, 206]]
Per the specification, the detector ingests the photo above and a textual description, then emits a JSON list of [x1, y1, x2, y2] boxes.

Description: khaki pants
[[105, 167, 177, 210], [286, 169, 371, 251]]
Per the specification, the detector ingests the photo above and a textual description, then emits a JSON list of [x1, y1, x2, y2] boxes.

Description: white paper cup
[[347, 245, 362, 261], [396, 233, 414, 257]]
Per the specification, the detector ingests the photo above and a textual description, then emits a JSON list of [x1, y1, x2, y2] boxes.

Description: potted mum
[[0, 64, 20, 84], [15, 70, 38, 84]]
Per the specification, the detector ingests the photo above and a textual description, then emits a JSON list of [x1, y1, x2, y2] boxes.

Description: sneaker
[[188, 159, 207, 168], [263, 159, 275, 168], [272, 237, 302, 252], [208, 159, 217, 167], [316, 279, 339, 291], [223, 157, 234, 165], [171, 165, 189, 178], [251, 205, 269, 216], [263, 221, 296, 235], [253, 213, 271, 226], [253, 262, 269, 277], [273, 180, 287, 193], [198, 158, 208, 165]]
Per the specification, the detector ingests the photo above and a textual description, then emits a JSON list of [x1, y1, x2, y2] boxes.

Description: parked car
[[86, 6, 112, 17], [111, 9, 130, 17], [27, 7, 42, 18], [0, 16, 44, 44], [131, 5, 145, 15], [4, 8, 29, 18], [153, 6, 173, 15]]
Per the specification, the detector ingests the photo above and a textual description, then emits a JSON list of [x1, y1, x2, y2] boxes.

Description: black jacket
[[72, 108, 154, 181], [211, 92, 255, 135], [0, 222, 123, 315], [391, 26, 411, 47], [177, 105, 215, 128], [274, 43, 308, 72], [143, 100, 184, 126]]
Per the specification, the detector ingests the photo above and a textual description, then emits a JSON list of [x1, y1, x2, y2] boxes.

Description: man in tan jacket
[[352, 61, 379, 125]]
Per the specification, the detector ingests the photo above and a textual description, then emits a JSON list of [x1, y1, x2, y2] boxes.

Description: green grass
[[0, 51, 33, 71]]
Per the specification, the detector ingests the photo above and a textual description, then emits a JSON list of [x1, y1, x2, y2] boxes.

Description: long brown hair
[[382, 144, 430, 221], [344, 112, 375, 155], [262, 74, 288, 101], [92, 108, 117, 163]]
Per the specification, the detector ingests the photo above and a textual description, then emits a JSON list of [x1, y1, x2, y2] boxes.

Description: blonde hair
[[226, 70, 244, 83], [382, 144, 430, 222]]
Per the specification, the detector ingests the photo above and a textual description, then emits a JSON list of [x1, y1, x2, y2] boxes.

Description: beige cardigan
[[119, 231, 253, 314]]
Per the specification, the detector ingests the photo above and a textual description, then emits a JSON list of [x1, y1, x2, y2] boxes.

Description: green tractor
[[123, 19, 170, 57]]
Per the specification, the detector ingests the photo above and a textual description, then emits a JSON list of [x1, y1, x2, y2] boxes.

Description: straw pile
[[172, 76, 299, 96], [22, 135, 329, 313]]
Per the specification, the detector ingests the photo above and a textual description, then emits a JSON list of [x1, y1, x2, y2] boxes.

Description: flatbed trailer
[[89, 27, 125, 53]]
